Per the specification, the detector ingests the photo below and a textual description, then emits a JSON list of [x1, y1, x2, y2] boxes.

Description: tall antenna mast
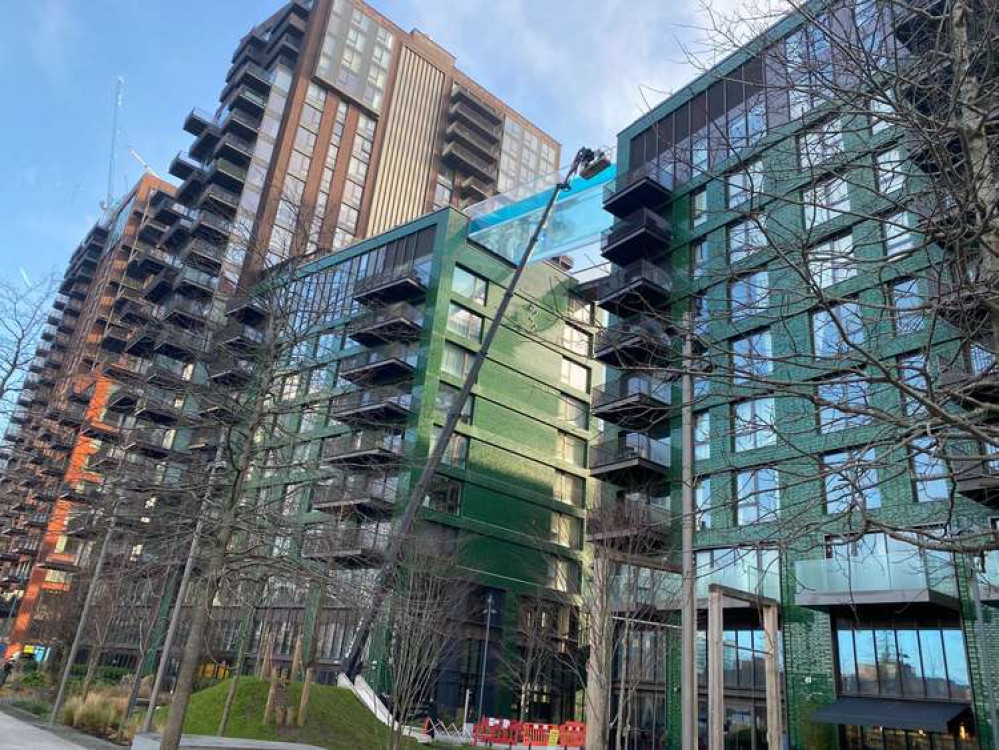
[[105, 76, 125, 211]]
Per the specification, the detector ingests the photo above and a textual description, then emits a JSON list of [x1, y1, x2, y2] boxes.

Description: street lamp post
[[477, 592, 496, 721]]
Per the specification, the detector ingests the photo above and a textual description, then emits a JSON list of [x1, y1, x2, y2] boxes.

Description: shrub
[[60, 695, 84, 727], [11, 697, 50, 717]]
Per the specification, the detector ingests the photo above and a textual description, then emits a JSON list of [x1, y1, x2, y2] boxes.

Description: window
[[804, 176, 850, 228], [433, 428, 468, 468], [558, 432, 586, 467], [550, 513, 576, 547], [560, 357, 589, 392], [732, 329, 773, 384], [808, 235, 855, 288], [812, 302, 864, 357], [876, 148, 905, 194], [691, 187, 708, 227], [562, 324, 591, 356], [884, 211, 913, 257], [728, 218, 766, 263], [910, 437, 949, 502], [558, 394, 588, 429], [453, 266, 487, 304], [442, 342, 473, 379], [548, 558, 576, 593], [734, 397, 776, 452], [436, 383, 472, 424], [870, 97, 895, 134], [899, 353, 928, 416], [736, 468, 779, 524], [727, 159, 763, 207], [818, 376, 871, 432], [555, 470, 584, 506], [694, 477, 712, 529], [694, 411, 711, 460], [424, 477, 462, 514], [447, 303, 484, 341], [730, 271, 769, 320], [892, 278, 924, 334], [824, 448, 881, 512], [835, 617, 970, 702], [799, 121, 843, 166], [691, 239, 710, 279], [567, 296, 592, 325]]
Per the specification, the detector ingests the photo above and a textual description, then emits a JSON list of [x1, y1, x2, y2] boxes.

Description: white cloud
[[377, 0, 791, 154]]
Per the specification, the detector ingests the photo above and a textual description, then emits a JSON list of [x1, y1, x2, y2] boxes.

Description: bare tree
[[0, 275, 55, 424]]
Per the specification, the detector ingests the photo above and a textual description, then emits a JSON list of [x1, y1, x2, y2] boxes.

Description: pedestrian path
[[0, 709, 95, 749]]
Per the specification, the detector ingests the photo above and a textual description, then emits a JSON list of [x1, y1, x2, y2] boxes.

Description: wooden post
[[764, 604, 781, 750], [290, 635, 303, 681], [261, 633, 274, 680], [298, 668, 313, 727], [263, 670, 278, 724], [707, 588, 724, 750]]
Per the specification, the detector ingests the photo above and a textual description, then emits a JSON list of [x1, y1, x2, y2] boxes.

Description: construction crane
[[129, 149, 161, 179], [100, 77, 125, 213]]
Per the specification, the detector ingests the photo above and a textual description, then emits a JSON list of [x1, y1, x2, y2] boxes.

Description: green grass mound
[[182, 677, 422, 750]]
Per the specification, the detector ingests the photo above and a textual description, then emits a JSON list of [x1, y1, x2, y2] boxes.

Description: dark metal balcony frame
[[593, 320, 675, 368], [589, 433, 671, 485], [591, 375, 674, 430], [339, 344, 418, 384], [603, 164, 673, 218], [601, 208, 672, 266], [328, 387, 413, 425], [591, 260, 672, 316], [353, 260, 431, 306], [347, 302, 424, 346]]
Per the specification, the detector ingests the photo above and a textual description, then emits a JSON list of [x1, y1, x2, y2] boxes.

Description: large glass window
[[560, 357, 589, 392], [727, 159, 764, 207], [558, 432, 586, 467], [562, 324, 591, 356], [691, 187, 708, 228], [447, 303, 484, 342], [824, 448, 881, 512], [554, 470, 584, 506], [910, 436, 949, 502], [730, 270, 769, 320], [812, 302, 864, 357], [694, 411, 711, 461], [694, 477, 713, 530], [734, 397, 776, 452], [884, 211, 914, 257], [442, 342, 473, 379], [892, 277, 924, 334], [736, 467, 779, 525], [877, 148, 906, 194], [691, 238, 710, 279], [835, 617, 971, 702], [728, 218, 766, 263], [453, 266, 487, 304], [809, 234, 855, 288], [804, 176, 850, 228], [799, 120, 843, 166], [732, 329, 773, 383], [558, 394, 588, 429], [818, 376, 872, 432]]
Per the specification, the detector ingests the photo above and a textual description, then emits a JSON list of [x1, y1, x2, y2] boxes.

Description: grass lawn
[[180, 677, 424, 750]]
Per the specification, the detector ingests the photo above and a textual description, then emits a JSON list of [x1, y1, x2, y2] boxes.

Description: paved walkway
[[0, 709, 104, 750]]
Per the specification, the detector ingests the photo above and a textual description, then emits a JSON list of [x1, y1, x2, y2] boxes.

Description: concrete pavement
[[0, 708, 101, 749]]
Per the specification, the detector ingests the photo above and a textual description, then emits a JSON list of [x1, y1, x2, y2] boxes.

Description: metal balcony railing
[[590, 435, 670, 470]]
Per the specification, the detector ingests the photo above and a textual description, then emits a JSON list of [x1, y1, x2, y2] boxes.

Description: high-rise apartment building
[[0, 0, 560, 665], [588, 3, 997, 749]]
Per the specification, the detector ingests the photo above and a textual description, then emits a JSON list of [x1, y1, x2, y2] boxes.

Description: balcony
[[224, 83, 267, 116], [601, 209, 672, 266], [199, 184, 241, 219], [192, 209, 233, 241], [954, 445, 999, 506], [938, 346, 999, 406], [977, 551, 999, 601], [145, 353, 191, 384], [123, 426, 176, 458], [353, 261, 431, 306], [593, 320, 674, 368], [328, 387, 413, 425], [592, 375, 673, 430], [449, 88, 502, 139], [58, 401, 87, 426], [588, 494, 670, 546], [209, 354, 254, 386], [134, 387, 184, 424], [183, 237, 226, 269], [339, 344, 418, 384], [221, 60, 271, 101], [591, 260, 672, 316], [183, 107, 216, 137], [204, 158, 247, 194], [302, 523, 391, 566], [322, 429, 405, 465], [795, 551, 958, 608], [215, 131, 256, 166], [347, 302, 424, 346], [151, 325, 212, 360], [188, 426, 221, 454], [100, 323, 130, 352], [130, 242, 181, 275], [458, 175, 491, 203], [221, 107, 262, 140], [106, 383, 139, 413], [143, 264, 179, 302], [106, 353, 148, 382], [441, 141, 497, 183], [445, 121, 500, 160], [163, 295, 213, 328], [60, 481, 101, 504], [169, 152, 200, 182], [603, 164, 672, 218], [589, 434, 671, 485], [219, 320, 265, 352], [311, 473, 399, 513], [189, 121, 222, 161]]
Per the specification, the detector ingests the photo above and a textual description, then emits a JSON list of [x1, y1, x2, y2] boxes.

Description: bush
[[11, 697, 50, 717], [60, 689, 129, 739], [19, 671, 48, 689]]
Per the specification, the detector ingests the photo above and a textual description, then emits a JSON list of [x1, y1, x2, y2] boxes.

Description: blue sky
[[0, 0, 746, 284]]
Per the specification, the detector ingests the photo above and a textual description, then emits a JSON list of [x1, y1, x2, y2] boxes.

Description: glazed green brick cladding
[[605, 6, 999, 749], [255, 207, 593, 722]]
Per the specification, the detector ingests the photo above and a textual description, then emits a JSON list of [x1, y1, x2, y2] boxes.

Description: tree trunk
[[81, 644, 100, 699], [219, 599, 258, 736], [585, 551, 612, 750]]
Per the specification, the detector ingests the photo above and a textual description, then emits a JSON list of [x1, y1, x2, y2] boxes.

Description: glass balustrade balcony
[[795, 551, 958, 608], [603, 163, 673, 218], [591, 375, 673, 430], [353, 260, 431, 306], [589, 434, 671, 485], [600, 208, 672, 266]]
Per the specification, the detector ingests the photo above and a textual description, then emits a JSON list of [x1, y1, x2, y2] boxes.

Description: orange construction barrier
[[520, 722, 558, 747], [473, 717, 521, 747], [557, 721, 586, 747]]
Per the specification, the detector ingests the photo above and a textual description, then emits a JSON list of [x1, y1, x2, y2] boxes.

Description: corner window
[[447, 303, 484, 341], [453, 266, 487, 305]]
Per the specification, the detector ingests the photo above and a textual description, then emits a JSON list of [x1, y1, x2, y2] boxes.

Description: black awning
[[812, 697, 972, 733]]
